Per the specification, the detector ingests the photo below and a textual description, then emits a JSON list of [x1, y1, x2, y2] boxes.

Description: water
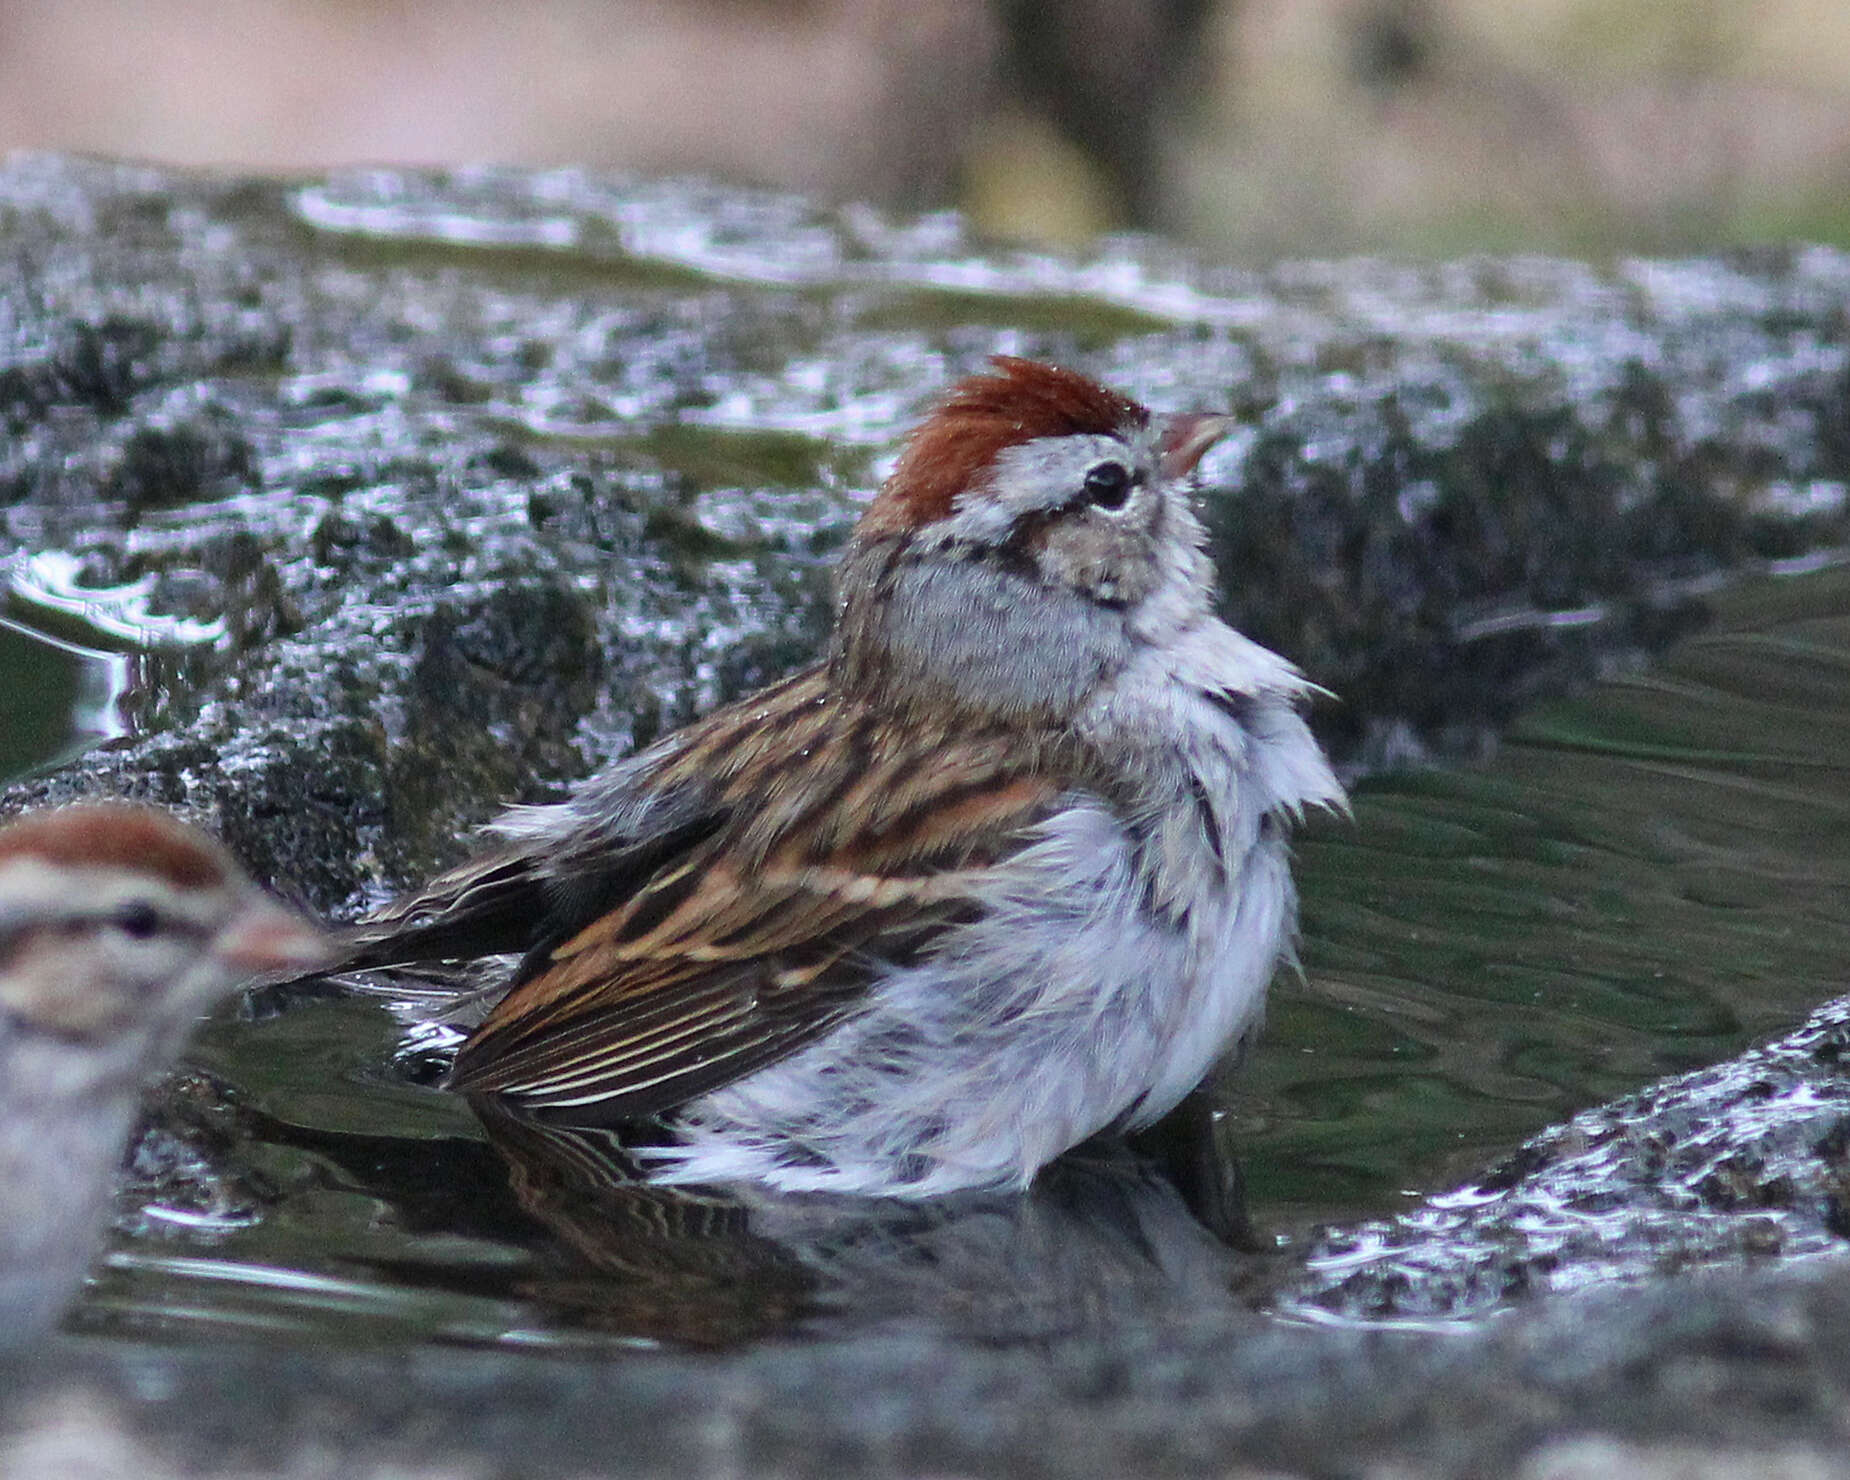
[[0, 552, 223, 784], [0, 618, 128, 781], [70, 558, 1850, 1348], [1242, 559, 1850, 1229], [1, 571, 138, 783]]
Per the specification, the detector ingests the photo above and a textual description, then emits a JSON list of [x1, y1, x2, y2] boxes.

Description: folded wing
[[361, 666, 1068, 1119]]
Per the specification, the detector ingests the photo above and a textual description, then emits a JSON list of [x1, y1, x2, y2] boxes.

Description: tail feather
[[341, 850, 549, 971]]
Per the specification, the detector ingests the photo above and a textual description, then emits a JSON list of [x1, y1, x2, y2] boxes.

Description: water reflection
[[0, 617, 136, 782], [90, 1035, 1256, 1351], [1235, 559, 1850, 1227], [474, 1103, 1251, 1348], [0, 551, 219, 783]]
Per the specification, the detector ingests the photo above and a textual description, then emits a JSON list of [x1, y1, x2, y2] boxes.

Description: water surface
[[0, 552, 217, 783], [1247, 558, 1850, 1227]]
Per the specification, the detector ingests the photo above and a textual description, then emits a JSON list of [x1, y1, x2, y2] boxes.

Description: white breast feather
[[643, 616, 1342, 1197]]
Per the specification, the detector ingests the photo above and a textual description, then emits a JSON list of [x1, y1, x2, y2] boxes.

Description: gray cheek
[[1036, 521, 1162, 608], [878, 559, 1133, 718]]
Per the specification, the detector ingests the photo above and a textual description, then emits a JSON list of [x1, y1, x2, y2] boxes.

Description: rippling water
[[64, 558, 1850, 1348], [1249, 558, 1850, 1227]]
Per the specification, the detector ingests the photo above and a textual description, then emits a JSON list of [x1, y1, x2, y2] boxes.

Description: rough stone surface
[[7, 157, 1850, 902]]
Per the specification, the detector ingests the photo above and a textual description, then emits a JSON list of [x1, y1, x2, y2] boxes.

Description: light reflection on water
[[1, 551, 222, 783], [0, 617, 135, 781], [71, 559, 1850, 1350]]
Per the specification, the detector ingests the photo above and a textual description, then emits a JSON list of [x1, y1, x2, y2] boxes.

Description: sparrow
[[353, 357, 1345, 1197], [0, 803, 333, 1337]]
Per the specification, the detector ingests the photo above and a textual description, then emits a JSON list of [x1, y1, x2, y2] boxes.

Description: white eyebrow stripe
[[0, 861, 221, 935]]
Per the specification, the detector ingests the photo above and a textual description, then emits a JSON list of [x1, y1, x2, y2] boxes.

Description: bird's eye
[[114, 902, 161, 940], [1083, 461, 1134, 511]]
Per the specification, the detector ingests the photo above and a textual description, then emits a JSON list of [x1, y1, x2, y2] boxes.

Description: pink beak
[[1159, 413, 1235, 482], [213, 899, 336, 976]]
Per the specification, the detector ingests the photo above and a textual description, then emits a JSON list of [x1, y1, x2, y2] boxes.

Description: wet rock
[[8, 1255, 1850, 1477], [1279, 997, 1850, 1323], [106, 418, 259, 515]]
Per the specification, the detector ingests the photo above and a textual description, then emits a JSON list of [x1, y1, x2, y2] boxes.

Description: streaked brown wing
[[338, 668, 847, 975], [339, 815, 722, 975], [448, 678, 1067, 1118]]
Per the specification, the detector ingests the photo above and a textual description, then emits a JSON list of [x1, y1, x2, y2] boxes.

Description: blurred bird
[[0, 803, 332, 1338]]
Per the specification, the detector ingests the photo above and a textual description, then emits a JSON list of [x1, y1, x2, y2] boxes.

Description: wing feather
[[396, 668, 1073, 1118]]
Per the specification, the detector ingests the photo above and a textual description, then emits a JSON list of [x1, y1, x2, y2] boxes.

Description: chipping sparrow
[[0, 803, 332, 1337], [357, 357, 1345, 1197]]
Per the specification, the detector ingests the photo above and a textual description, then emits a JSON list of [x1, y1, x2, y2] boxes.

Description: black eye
[[1083, 461, 1134, 511], [114, 902, 161, 940]]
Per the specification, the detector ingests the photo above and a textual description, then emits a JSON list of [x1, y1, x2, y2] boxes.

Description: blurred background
[[1, 0, 1847, 259]]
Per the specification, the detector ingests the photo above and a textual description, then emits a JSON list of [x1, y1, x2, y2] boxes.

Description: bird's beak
[[1159, 413, 1235, 482], [213, 899, 336, 976]]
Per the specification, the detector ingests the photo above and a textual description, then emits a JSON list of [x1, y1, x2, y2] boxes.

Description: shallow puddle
[[66, 558, 1850, 1349]]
